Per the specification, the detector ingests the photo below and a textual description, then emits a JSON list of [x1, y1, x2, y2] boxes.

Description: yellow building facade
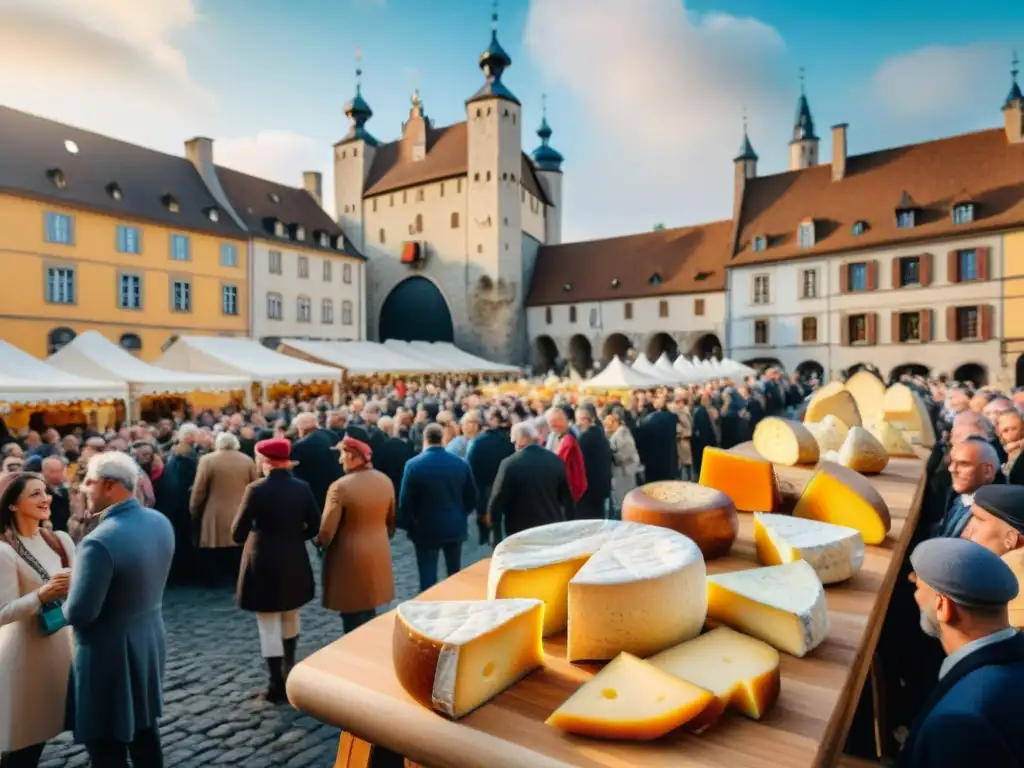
[[1001, 229, 1024, 384]]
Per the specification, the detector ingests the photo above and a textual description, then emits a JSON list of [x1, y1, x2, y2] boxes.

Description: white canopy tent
[[718, 357, 758, 378], [49, 331, 249, 396], [0, 340, 127, 405], [405, 341, 520, 374], [158, 336, 341, 385], [277, 340, 443, 376], [582, 357, 666, 391], [632, 353, 678, 385]]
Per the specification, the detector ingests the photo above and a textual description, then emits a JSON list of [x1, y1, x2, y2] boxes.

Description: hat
[[338, 436, 372, 462], [972, 484, 1024, 533], [255, 438, 292, 462], [910, 537, 1019, 608], [342, 425, 370, 445]]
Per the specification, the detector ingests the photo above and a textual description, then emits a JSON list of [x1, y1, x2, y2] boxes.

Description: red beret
[[255, 438, 292, 461], [339, 436, 372, 462]]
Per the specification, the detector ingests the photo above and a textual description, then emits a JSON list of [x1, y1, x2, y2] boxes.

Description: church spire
[[467, 1, 519, 105], [792, 67, 818, 143], [343, 48, 378, 145], [1006, 50, 1023, 108], [532, 94, 564, 172], [734, 112, 758, 162]]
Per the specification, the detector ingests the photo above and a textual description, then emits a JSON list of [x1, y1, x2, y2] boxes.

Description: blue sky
[[0, 0, 1021, 241]]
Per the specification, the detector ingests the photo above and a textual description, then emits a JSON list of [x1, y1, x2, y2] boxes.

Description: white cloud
[[526, 0, 793, 240]]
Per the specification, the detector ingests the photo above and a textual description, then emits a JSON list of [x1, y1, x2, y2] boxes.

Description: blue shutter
[[117, 226, 126, 253]]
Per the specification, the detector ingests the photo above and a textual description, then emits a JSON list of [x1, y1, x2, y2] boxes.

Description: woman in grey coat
[[603, 407, 643, 517]]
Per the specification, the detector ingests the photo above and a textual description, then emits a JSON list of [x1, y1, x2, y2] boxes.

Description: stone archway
[[890, 363, 930, 384], [742, 357, 783, 373], [953, 362, 987, 388], [602, 333, 631, 364], [796, 360, 824, 380], [646, 332, 678, 361], [47, 327, 76, 355], [568, 334, 593, 374], [379, 276, 454, 343], [843, 362, 882, 381], [533, 336, 558, 374], [689, 333, 722, 361]]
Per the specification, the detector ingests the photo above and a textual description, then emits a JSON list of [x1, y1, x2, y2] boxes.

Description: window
[[119, 333, 141, 353], [45, 267, 75, 304], [402, 191, 408, 204], [624, 302, 633, 320], [267, 293, 283, 320], [899, 256, 921, 287], [897, 210, 915, 229], [117, 225, 140, 254], [752, 235, 767, 253], [848, 313, 868, 344], [297, 297, 312, 323], [457, 179, 462, 193], [899, 312, 920, 342], [273, 221, 286, 237], [440, 183, 445, 197], [170, 233, 190, 261], [797, 221, 815, 248], [801, 317, 817, 343], [321, 298, 334, 323], [295, 226, 306, 241], [343, 263, 352, 284], [323, 260, 332, 281], [342, 300, 354, 325], [659, 300, 669, 318], [958, 249, 978, 281], [414, 214, 423, 233], [694, 298, 705, 316], [44, 212, 74, 244], [852, 221, 867, 236], [753, 274, 770, 305], [649, 273, 662, 287], [957, 307, 979, 339], [451, 212, 460, 228], [416, 189, 424, 202], [754, 319, 768, 345], [163, 195, 179, 213], [298, 255, 309, 278], [848, 262, 868, 291], [588, 308, 599, 328], [569, 306, 577, 323], [118, 273, 142, 309], [220, 243, 238, 268], [222, 285, 238, 315], [372, 199, 378, 212], [802, 269, 818, 299], [379, 228, 386, 244], [545, 307, 552, 324], [171, 280, 191, 312], [268, 250, 282, 274], [952, 204, 975, 225]]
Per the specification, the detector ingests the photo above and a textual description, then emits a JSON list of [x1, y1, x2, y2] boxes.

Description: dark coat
[[467, 429, 514, 516], [635, 409, 679, 482], [374, 436, 415, 500], [231, 470, 319, 613], [48, 485, 71, 533], [899, 632, 1024, 768], [690, 405, 717, 478], [576, 424, 612, 520], [290, 429, 343, 511], [163, 444, 199, 579], [487, 444, 573, 541], [397, 446, 476, 546]]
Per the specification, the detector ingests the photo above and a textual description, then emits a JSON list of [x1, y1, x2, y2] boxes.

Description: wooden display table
[[288, 444, 926, 768]]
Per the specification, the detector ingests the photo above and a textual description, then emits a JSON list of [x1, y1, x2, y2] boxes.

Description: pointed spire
[[532, 93, 563, 171], [792, 66, 818, 142], [735, 111, 758, 162], [1006, 49, 1023, 108], [342, 47, 378, 146], [467, 0, 519, 105]]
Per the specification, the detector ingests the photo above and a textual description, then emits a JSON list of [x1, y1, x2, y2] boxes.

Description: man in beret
[[961, 484, 1024, 556], [899, 538, 1024, 768]]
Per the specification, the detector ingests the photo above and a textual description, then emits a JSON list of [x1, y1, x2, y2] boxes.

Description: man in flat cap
[[960, 483, 1024, 556], [899, 537, 1024, 768]]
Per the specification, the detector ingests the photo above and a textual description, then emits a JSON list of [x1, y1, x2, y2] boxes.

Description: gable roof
[[526, 220, 732, 306], [362, 121, 552, 205], [732, 127, 1024, 267], [0, 105, 246, 238]]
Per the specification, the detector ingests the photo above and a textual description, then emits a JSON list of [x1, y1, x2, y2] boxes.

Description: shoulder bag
[[3, 529, 70, 635]]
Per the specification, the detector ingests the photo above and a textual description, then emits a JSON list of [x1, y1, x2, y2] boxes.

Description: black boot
[[260, 657, 287, 703], [283, 636, 298, 679]]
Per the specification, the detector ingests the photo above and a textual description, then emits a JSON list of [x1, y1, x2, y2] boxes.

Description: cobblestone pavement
[[40, 524, 493, 768]]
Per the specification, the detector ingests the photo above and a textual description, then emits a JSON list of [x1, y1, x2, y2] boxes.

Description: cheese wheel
[[804, 381, 862, 427], [804, 415, 848, 453], [838, 426, 890, 474], [754, 512, 865, 584], [698, 447, 780, 513], [793, 461, 892, 545], [869, 421, 916, 458], [882, 384, 936, 448], [845, 370, 887, 428], [753, 417, 820, 466], [622, 482, 739, 560]]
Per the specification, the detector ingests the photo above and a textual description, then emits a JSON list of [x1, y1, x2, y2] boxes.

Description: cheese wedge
[[698, 447, 780, 513], [804, 415, 848, 454], [804, 381, 862, 427], [707, 561, 830, 657], [545, 652, 715, 740], [1003, 549, 1024, 629], [753, 417, 820, 466], [845, 370, 887, 428], [869, 421, 916, 458], [882, 384, 936, 448], [392, 599, 544, 719], [622, 482, 739, 560], [793, 461, 892, 545], [754, 513, 865, 584], [837, 426, 890, 474], [647, 626, 781, 729], [488, 520, 708, 660]]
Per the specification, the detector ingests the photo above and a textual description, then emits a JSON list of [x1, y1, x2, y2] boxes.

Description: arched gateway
[[379, 277, 454, 343]]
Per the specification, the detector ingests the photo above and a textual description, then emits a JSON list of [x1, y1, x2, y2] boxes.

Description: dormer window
[[649, 272, 662, 287], [797, 220, 816, 248], [562, 282, 572, 292], [896, 191, 917, 229], [273, 221, 286, 237], [610, 278, 620, 289], [47, 168, 67, 189], [952, 203, 975, 225], [318, 232, 330, 247], [269, 192, 281, 204], [206, 208, 220, 222], [896, 210, 915, 229], [295, 226, 306, 241], [852, 220, 867, 236], [752, 235, 767, 252], [106, 182, 122, 201], [695, 271, 712, 281], [161, 194, 179, 213]]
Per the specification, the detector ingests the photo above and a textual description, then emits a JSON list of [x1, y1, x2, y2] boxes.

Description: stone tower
[[333, 52, 378, 250], [1005, 51, 1024, 144], [789, 69, 819, 171], [531, 95, 564, 245]]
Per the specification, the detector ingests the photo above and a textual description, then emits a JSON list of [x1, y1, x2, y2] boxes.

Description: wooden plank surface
[[291, 444, 927, 768]]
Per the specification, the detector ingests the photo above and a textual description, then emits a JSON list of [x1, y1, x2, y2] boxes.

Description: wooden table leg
[[870, 654, 899, 760], [335, 731, 424, 768]]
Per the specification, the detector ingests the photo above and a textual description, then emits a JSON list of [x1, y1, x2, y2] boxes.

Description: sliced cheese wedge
[[707, 561, 829, 657], [804, 415, 848, 454], [698, 447, 780, 512], [754, 512, 865, 584], [545, 652, 715, 740], [882, 383, 936, 448], [804, 381, 862, 427], [837, 426, 890, 474], [393, 598, 544, 719], [753, 417, 820, 466], [869, 421, 916, 458], [793, 461, 892, 545], [647, 627, 781, 730], [845, 370, 887, 428]]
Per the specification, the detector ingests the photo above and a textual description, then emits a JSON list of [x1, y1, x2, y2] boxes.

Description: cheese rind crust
[[793, 461, 892, 545], [622, 481, 739, 560], [754, 512, 865, 584]]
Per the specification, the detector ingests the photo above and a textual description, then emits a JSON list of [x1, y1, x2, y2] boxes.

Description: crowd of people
[[0, 367, 1022, 766]]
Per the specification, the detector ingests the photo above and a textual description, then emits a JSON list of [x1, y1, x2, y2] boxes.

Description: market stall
[[581, 356, 666, 391], [276, 339, 445, 378], [383, 340, 519, 376]]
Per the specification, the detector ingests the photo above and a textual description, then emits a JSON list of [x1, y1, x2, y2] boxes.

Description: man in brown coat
[[190, 432, 258, 586], [317, 434, 395, 634]]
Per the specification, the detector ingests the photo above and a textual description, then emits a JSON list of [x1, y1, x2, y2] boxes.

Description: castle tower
[[531, 94, 564, 245], [333, 50, 379, 250], [789, 68, 819, 171], [1004, 51, 1023, 144]]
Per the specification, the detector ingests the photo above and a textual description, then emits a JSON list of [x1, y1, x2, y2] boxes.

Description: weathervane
[[1013, 49, 1020, 83], [799, 66, 806, 95], [542, 92, 548, 119], [355, 46, 363, 88], [491, 0, 499, 30], [742, 106, 748, 133]]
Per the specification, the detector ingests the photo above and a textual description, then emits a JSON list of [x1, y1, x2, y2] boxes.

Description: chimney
[[831, 124, 848, 182], [185, 136, 214, 170], [302, 171, 323, 207]]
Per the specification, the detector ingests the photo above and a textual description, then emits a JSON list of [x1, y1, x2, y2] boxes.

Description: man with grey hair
[[67, 451, 173, 766], [936, 437, 1000, 540]]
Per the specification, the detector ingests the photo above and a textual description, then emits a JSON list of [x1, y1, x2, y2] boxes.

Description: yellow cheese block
[[1003, 549, 1024, 628], [698, 447, 780, 512], [803, 415, 848, 453], [753, 417, 820, 466], [793, 461, 892, 545], [392, 599, 544, 719], [545, 652, 715, 740], [869, 421, 916, 458], [837, 426, 890, 474], [844, 370, 887, 428], [882, 384, 936, 448], [804, 381, 862, 427], [646, 626, 781, 730]]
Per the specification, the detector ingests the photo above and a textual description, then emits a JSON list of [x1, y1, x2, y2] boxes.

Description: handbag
[[4, 529, 70, 635]]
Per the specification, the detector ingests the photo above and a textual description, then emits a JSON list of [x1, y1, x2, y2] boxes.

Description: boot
[[282, 636, 298, 680], [260, 657, 287, 704]]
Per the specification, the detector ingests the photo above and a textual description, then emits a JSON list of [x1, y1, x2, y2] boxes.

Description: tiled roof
[[362, 121, 552, 206], [525, 220, 732, 306], [0, 105, 246, 237], [732, 127, 1024, 267]]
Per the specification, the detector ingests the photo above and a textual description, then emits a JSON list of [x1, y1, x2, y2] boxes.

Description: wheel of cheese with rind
[[753, 417, 820, 466], [621, 482, 739, 560], [804, 415, 848, 453], [869, 421, 916, 458], [837, 426, 890, 474], [753, 512, 864, 584], [392, 598, 544, 719], [804, 381, 862, 427], [793, 461, 892, 545], [487, 520, 708, 661]]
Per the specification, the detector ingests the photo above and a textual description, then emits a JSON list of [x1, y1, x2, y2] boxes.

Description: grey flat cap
[[910, 537, 1019, 608], [973, 484, 1024, 533]]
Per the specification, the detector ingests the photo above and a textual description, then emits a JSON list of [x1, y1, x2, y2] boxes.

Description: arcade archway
[[953, 363, 987, 387], [742, 357, 783, 373], [602, 333, 631, 364], [533, 336, 558, 374], [47, 327, 76, 355], [890, 363, 930, 383], [796, 360, 824, 380], [379, 276, 454, 343], [690, 333, 722, 361], [646, 332, 678, 361], [568, 335, 593, 374]]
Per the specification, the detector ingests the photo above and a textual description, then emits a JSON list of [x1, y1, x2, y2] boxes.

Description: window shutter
[[919, 309, 932, 342], [891, 258, 901, 290], [891, 311, 900, 344], [977, 247, 990, 281], [980, 304, 994, 341], [797, 270, 804, 298], [839, 264, 849, 293], [867, 313, 878, 345], [946, 306, 959, 341], [920, 253, 933, 286], [947, 251, 959, 283], [67, 216, 75, 245], [840, 314, 850, 346], [867, 260, 879, 290]]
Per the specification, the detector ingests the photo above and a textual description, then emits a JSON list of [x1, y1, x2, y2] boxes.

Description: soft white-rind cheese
[[753, 512, 865, 584]]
